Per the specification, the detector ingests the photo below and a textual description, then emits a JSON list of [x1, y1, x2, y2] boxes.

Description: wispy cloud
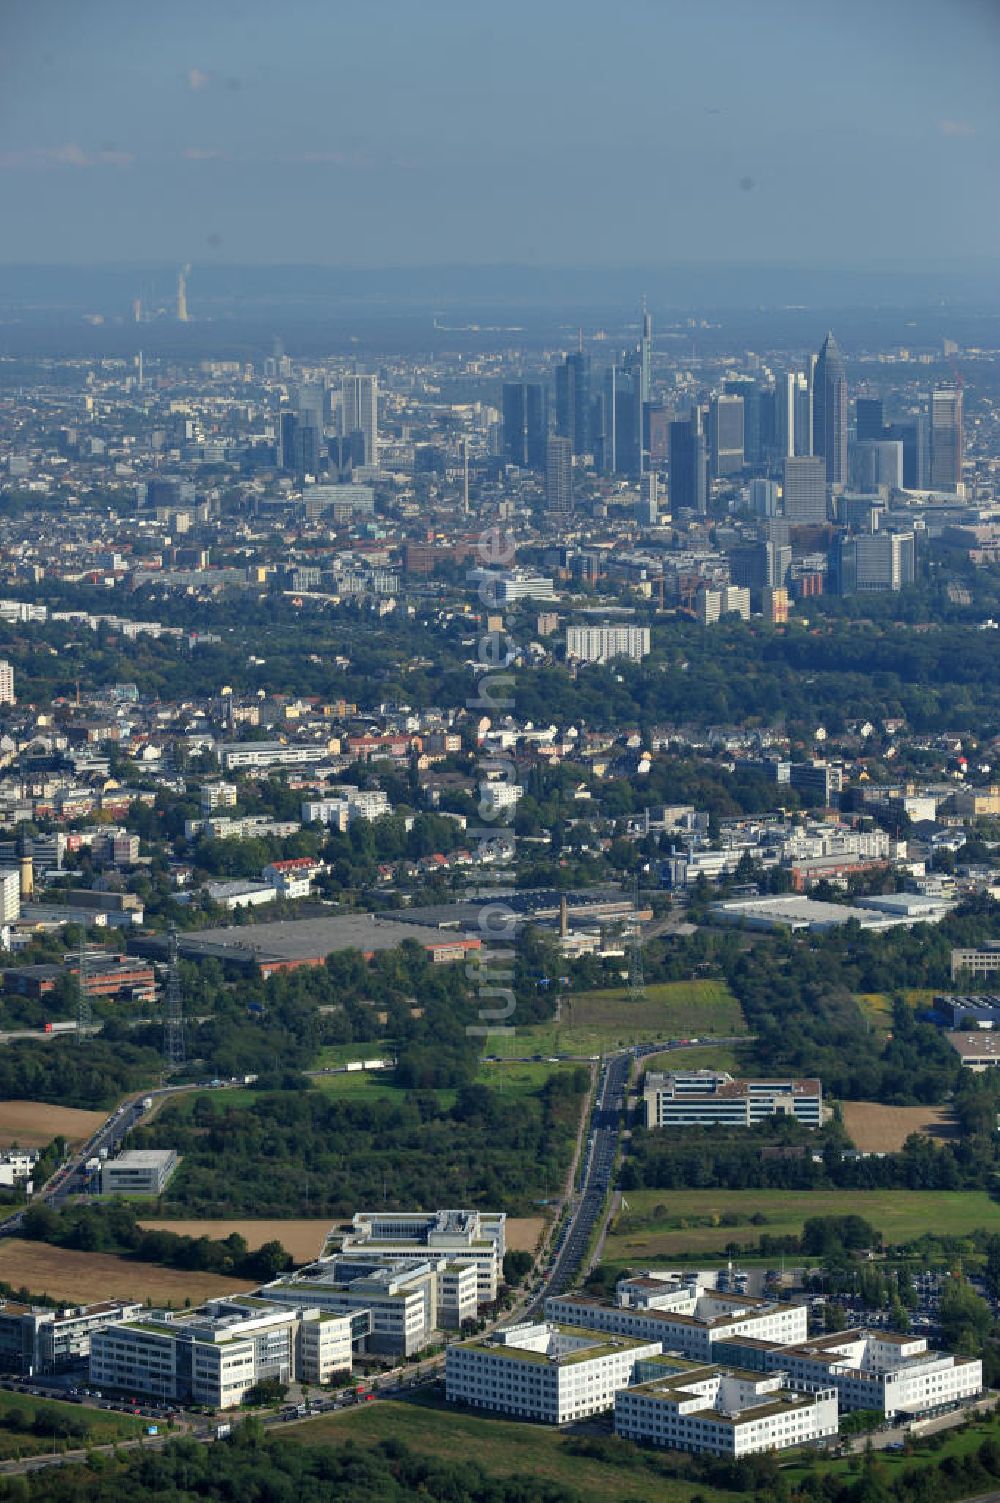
[[0, 143, 135, 170], [184, 146, 225, 161], [938, 119, 976, 138], [187, 67, 212, 91]]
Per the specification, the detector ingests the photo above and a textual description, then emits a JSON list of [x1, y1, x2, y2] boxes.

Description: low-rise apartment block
[[615, 1355, 838, 1457], [446, 1322, 662, 1424], [643, 1071, 823, 1130]]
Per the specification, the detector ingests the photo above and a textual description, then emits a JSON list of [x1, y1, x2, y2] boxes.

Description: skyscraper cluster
[[498, 317, 965, 527]]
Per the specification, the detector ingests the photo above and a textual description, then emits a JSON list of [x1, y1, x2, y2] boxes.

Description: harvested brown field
[[140, 1219, 333, 1263], [0, 1100, 106, 1148], [0, 1241, 252, 1305], [506, 1217, 545, 1253], [841, 1101, 958, 1153]]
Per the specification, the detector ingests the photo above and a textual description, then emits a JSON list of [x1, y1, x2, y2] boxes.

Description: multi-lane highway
[[525, 1050, 630, 1311]]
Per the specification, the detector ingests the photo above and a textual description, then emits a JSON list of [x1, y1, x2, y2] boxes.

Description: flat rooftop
[[107, 1149, 176, 1168], [135, 913, 477, 968], [710, 895, 945, 933]]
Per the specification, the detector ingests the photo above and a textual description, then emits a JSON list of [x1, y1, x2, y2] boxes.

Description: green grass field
[[515, 981, 745, 1057], [784, 1410, 1000, 1490], [638, 1042, 747, 1075], [0, 1391, 148, 1460], [286, 1392, 739, 1503], [604, 1189, 1000, 1266]]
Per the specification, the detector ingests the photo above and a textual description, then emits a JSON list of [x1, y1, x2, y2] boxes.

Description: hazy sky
[[1, 0, 998, 269]]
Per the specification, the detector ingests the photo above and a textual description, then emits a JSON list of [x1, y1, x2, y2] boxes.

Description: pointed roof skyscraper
[[812, 331, 847, 487]]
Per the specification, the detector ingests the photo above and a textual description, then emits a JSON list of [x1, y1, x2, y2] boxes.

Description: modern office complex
[[90, 1297, 360, 1409], [615, 1356, 839, 1457], [445, 1322, 661, 1424], [546, 1280, 809, 1364], [336, 1208, 505, 1304], [643, 1071, 823, 1129], [713, 1330, 982, 1421], [0, 1300, 142, 1375], [262, 1251, 477, 1355], [100, 1149, 179, 1196]]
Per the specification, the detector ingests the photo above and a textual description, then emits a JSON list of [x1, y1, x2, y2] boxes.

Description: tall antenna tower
[[627, 876, 646, 1004], [177, 265, 190, 323], [163, 926, 186, 1068], [76, 933, 92, 1043]]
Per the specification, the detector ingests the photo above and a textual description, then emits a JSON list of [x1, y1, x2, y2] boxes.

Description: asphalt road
[[525, 1050, 630, 1312]]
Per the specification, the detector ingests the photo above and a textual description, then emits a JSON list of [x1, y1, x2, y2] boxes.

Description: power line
[[76, 933, 92, 1044], [163, 925, 186, 1068]]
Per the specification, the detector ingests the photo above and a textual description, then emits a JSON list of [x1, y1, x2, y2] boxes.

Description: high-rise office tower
[[811, 332, 847, 486], [555, 352, 591, 457], [849, 440, 903, 495], [775, 374, 796, 460], [793, 372, 813, 456], [928, 386, 964, 492], [782, 456, 827, 522], [636, 472, 658, 526], [886, 415, 928, 490], [545, 436, 574, 518], [502, 382, 547, 469], [855, 397, 886, 443], [342, 374, 379, 469], [669, 414, 708, 513], [729, 541, 791, 592], [277, 409, 320, 477], [297, 383, 326, 435], [602, 364, 641, 476], [709, 393, 745, 476], [639, 308, 653, 406], [750, 478, 781, 517]]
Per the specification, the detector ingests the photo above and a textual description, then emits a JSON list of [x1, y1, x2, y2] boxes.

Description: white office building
[[714, 1330, 983, 1421], [546, 1286, 809, 1364], [0, 1300, 142, 1375], [643, 1071, 823, 1130], [0, 661, 14, 705], [446, 1322, 661, 1424], [263, 1262, 435, 1357], [565, 625, 651, 664], [616, 1356, 839, 1457], [338, 1209, 505, 1304], [90, 1297, 359, 1409]]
